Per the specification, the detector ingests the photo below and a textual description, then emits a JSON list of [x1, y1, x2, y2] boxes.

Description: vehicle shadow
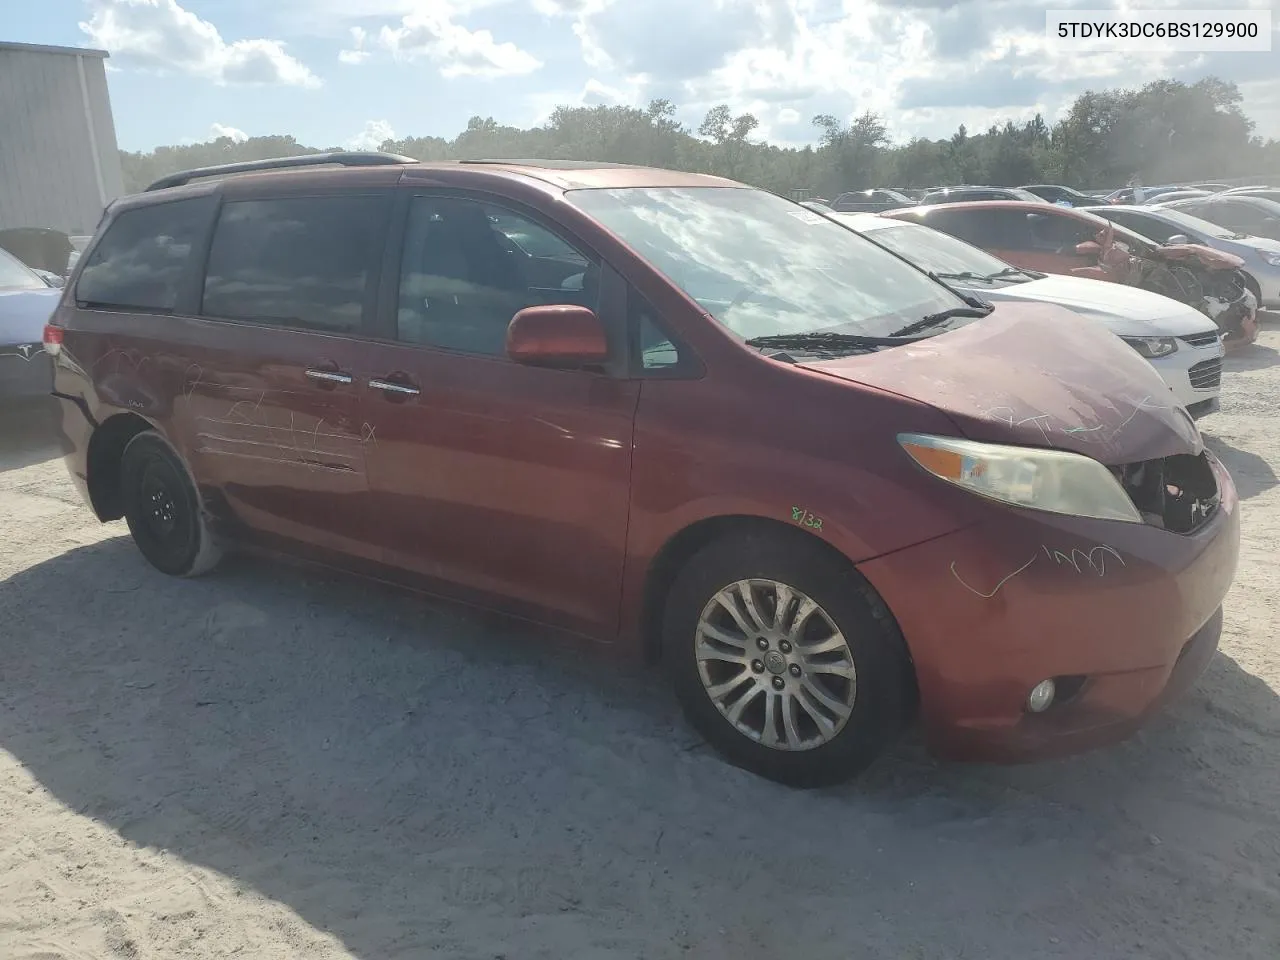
[[1, 541, 1277, 959], [1225, 342, 1280, 371], [1202, 432, 1279, 499], [0, 398, 61, 473]]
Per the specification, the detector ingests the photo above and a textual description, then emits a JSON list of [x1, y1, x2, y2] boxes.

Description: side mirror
[[506, 304, 609, 368], [1075, 240, 1101, 256], [1166, 234, 1191, 245]]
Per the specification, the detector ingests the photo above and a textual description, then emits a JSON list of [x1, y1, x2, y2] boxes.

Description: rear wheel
[[662, 531, 914, 787], [120, 431, 222, 577]]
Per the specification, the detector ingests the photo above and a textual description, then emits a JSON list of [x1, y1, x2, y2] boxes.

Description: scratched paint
[[983, 394, 1170, 449], [950, 555, 1037, 599], [952, 542, 1126, 598], [183, 371, 378, 474], [1041, 544, 1125, 576]]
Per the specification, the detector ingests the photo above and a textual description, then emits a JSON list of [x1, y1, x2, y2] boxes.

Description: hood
[[967, 273, 1217, 337], [0, 287, 60, 346], [1149, 243, 1244, 270], [798, 301, 1201, 464]]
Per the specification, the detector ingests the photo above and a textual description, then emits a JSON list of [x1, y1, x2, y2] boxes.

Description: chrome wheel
[[695, 579, 857, 751]]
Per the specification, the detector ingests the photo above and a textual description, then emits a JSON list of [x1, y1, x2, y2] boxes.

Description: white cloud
[[338, 26, 370, 64], [79, 0, 320, 88], [345, 119, 398, 151], [530, 0, 1279, 143], [525, 74, 646, 124], [210, 122, 249, 142], [378, 4, 542, 77]]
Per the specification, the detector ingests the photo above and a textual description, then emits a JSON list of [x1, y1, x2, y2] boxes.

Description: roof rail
[[144, 151, 419, 192], [456, 158, 642, 169]]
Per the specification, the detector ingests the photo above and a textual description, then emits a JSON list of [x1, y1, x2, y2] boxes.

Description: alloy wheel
[[695, 579, 857, 751]]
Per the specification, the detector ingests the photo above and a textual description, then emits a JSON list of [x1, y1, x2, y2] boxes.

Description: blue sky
[[9, 0, 1280, 153]]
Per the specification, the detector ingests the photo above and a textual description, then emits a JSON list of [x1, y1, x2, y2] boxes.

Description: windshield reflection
[[862, 223, 1024, 283], [568, 187, 964, 340]]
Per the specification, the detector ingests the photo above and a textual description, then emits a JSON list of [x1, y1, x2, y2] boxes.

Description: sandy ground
[[1, 331, 1279, 960]]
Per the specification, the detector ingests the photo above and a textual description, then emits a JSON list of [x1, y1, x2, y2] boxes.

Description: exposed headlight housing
[[898, 433, 1143, 523], [1122, 336, 1178, 358]]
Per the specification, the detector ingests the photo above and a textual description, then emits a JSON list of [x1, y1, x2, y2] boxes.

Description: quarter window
[[202, 196, 386, 334], [76, 198, 209, 311], [396, 197, 599, 356], [631, 296, 683, 372]]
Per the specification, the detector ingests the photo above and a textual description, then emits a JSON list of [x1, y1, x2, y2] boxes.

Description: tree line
[[119, 77, 1280, 197]]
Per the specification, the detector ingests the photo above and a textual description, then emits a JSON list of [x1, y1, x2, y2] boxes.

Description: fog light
[[1027, 679, 1056, 713]]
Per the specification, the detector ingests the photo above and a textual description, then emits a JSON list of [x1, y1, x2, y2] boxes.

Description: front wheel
[[120, 431, 223, 578], [662, 531, 915, 787]]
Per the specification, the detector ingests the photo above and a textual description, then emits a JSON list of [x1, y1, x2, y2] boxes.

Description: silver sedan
[[1083, 204, 1280, 310]]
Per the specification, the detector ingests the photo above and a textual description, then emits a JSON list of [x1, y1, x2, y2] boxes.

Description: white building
[[0, 41, 124, 236]]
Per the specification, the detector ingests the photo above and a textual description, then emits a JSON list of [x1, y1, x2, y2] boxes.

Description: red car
[[46, 155, 1239, 785], [886, 201, 1259, 348]]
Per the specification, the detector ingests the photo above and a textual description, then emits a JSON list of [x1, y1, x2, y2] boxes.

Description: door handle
[[305, 368, 354, 385], [369, 378, 420, 396]]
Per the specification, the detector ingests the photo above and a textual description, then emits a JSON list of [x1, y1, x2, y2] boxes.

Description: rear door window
[[202, 195, 388, 334], [76, 198, 210, 311]]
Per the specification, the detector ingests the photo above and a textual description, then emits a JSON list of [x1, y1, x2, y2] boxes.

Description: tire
[[119, 431, 223, 577], [662, 531, 914, 787]]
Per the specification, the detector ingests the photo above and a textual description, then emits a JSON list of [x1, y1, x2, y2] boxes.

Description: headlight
[[1122, 336, 1178, 358], [1259, 252, 1280, 266], [898, 433, 1143, 523]]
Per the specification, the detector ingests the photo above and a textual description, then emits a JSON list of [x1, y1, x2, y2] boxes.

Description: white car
[[835, 212, 1226, 419]]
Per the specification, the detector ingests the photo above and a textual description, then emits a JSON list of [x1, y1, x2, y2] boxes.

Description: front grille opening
[[1180, 330, 1222, 348], [1115, 452, 1219, 534], [1188, 357, 1223, 390]]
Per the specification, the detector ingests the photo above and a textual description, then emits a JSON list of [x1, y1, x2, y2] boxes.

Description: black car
[[830, 189, 915, 213]]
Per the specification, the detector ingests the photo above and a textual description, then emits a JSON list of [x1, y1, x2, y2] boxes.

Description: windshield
[[1151, 208, 1237, 239], [863, 223, 1025, 281], [567, 187, 965, 340], [0, 248, 45, 291]]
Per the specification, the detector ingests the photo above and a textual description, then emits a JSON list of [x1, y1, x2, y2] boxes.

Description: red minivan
[[46, 155, 1240, 786]]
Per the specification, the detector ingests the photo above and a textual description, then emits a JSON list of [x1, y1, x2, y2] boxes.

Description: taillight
[[42, 324, 64, 356]]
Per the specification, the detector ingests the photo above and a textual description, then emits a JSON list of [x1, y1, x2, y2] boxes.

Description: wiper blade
[[932, 270, 988, 283], [744, 330, 927, 351], [889, 304, 994, 338], [984, 266, 1041, 281]]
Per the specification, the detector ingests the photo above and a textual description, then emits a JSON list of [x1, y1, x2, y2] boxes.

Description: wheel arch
[[1242, 270, 1262, 302], [85, 411, 158, 521], [639, 514, 873, 664]]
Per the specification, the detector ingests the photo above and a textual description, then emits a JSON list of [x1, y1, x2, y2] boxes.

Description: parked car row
[[0, 246, 61, 401], [36, 154, 1242, 787], [885, 201, 1261, 350], [837, 212, 1227, 418], [825, 182, 1278, 215]]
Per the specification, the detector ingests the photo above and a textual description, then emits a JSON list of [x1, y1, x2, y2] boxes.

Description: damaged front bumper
[[857, 450, 1240, 763]]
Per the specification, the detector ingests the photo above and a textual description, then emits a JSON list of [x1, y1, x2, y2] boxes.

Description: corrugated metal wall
[[0, 46, 124, 236]]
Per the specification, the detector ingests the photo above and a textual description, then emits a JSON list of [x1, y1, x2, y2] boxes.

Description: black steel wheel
[[120, 431, 222, 577]]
